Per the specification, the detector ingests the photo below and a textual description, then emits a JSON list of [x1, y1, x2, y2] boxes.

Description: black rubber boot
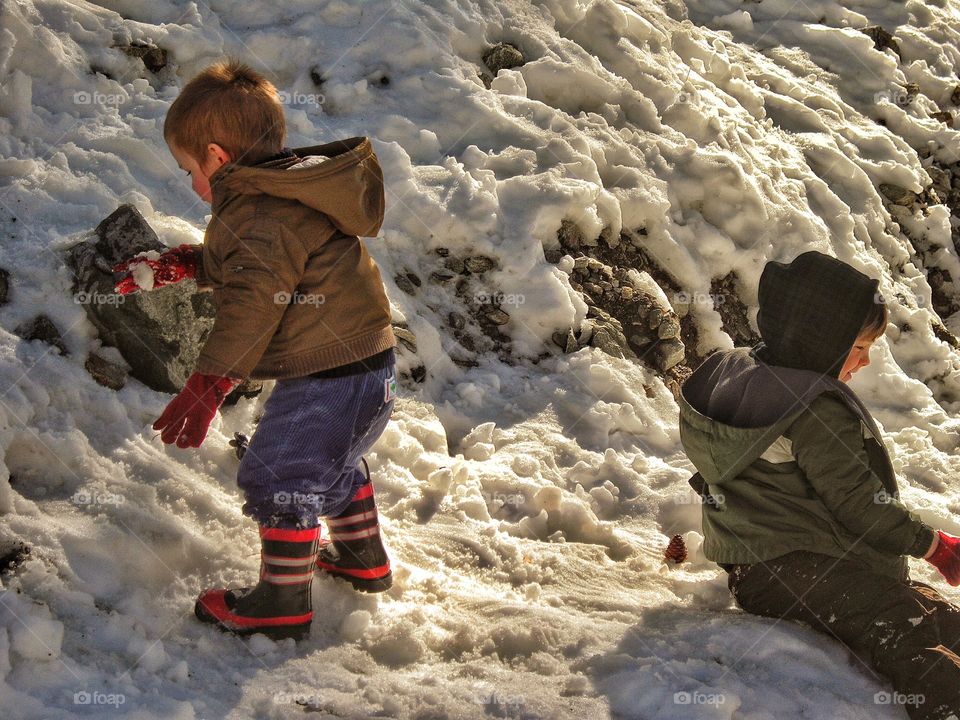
[[195, 525, 319, 640], [316, 459, 392, 593]]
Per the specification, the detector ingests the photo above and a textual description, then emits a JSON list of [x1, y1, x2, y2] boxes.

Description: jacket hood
[[679, 346, 884, 486], [208, 136, 384, 237], [755, 250, 879, 378]]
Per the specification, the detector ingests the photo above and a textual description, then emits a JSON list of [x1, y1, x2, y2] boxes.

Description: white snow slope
[[2, 0, 960, 718]]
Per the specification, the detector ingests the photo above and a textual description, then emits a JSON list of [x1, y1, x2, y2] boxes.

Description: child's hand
[[926, 531, 960, 586], [153, 372, 240, 448], [113, 244, 199, 294]]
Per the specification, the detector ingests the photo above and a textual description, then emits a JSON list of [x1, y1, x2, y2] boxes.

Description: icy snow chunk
[[491, 69, 527, 98], [341, 610, 371, 641]]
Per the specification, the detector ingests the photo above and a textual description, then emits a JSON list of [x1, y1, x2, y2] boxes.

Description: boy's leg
[[236, 358, 395, 527], [731, 551, 960, 720]]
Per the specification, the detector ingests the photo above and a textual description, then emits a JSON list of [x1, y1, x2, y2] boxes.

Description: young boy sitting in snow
[[679, 251, 960, 719], [113, 59, 398, 640]]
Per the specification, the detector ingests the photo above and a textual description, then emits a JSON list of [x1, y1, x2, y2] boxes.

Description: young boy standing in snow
[[679, 251, 960, 719], [114, 60, 397, 640]]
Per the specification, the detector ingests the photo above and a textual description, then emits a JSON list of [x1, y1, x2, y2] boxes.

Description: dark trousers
[[728, 551, 960, 720]]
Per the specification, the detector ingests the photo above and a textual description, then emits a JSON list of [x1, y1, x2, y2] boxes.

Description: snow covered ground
[[2, 0, 960, 717]]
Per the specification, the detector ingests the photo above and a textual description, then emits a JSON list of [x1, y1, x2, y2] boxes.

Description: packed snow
[[2, 0, 960, 717]]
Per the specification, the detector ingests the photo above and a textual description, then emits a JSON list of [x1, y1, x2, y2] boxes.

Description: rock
[[577, 321, 595, 346], [591, 325, 625, 359], [543, 246, 563, 264], [65, 204, 216, 393], [647, 307, 662, 329], [464, 255, 496, 274], [861, 26, 900, 56], [444, 256, 465, 274], [14, 315, 68, 355], [655, 338, 686, 371], [558, 219, 585, 250], [573, 256, 590, 271], [552, 329, 577, 353], [393, 325, 417, 352], [435, 247, 450, 257], [229, 432, 249, 460], [657, 315, 681, 340], [879, 183, 916, 206], [429, 271, 455, 284], [0, 541, 29, 575], [84, 352, 127, 390], [484, 308, 510, 325], [410, 365, 427, 383], [620, 286, 634, 301], [477, 70, 493, 89], [447, 312, 466, 330], [0, 268, 8, 305], [116, 42, 168, 73], [932, 111, 954, 127], [223, 378, 263, 406], [394, 274, 417, 295], [952, 85, 960, 106], [482, 43, 525, 76]]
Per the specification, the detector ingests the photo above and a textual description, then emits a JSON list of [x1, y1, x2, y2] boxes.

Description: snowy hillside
[[2, 0, 960, 717]]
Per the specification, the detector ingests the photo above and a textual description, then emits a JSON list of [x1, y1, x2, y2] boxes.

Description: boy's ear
[[206, 143, 232, 167]]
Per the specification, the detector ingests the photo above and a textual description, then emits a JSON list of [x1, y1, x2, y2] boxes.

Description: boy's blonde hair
[[859, 296, 890, 340], [164, 59, 285, 166]]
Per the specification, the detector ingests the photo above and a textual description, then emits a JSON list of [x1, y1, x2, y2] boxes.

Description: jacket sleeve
[[194, 216, 309, 379], [785, 392, 936, 558], [194, 245, 213, 291]]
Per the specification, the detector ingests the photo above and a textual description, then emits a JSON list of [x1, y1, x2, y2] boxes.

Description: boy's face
[[839, 334, 876, 382], [169, 142, 231, 203]]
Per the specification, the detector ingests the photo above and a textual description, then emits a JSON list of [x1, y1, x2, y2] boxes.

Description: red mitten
[[926, 531, 960, 586], [113, 244, 199, 294], [153, 373, 239, 448]]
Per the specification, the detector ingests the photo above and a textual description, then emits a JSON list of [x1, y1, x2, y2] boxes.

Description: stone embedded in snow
[[65, 204, 216, 394], [115, 42, 168, 73], [861, 26, 900, 56], [464, 255, 496, 274], [14, 315, 68, 355], [482, 42, 525, 77], [393, 324, 417, 352], [0, 267, 8, 305], [84, 352, 127, 390]]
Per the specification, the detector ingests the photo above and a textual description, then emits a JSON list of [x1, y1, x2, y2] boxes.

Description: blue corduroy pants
[[236, 356, 396, 529]]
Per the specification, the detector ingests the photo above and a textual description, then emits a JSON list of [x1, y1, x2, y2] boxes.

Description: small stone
[[435, 247, 450, 257], [620, 286, 634, 300], [485, 308, 510, 325], [430, 271, 455, 284], [552, 329, 577, 353], [0, 267, 8, 305], [394, 274, 417, 295], [15, 315, 68, 355], [952, 85, 960, 106], [482, 42, 526, 76], [448, 312, 466, 330], [117, 42, 168, 73], [587, 258, 602, 273], [406, 272, 422, 287], [84, 353, 126, 390], [464, 256, 496, 274], [879, 183, 915, 205], [229, 432, 249, 460], [861, 26, 900, 56], [932, 111, 954, 127], [573, 256, 590, 271], [647, 307, 663, 329], [655, 338, 686, 371], [657, 315, 681, 339], [543, 247, 563, 264], [410, 365, 427, 383], [558, 220, 584, 250], [393, 326, 418, 352], [444, 256, 465, 274]]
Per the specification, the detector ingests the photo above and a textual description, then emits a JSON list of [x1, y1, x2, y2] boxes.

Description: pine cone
[[665, 534, 687, 564]]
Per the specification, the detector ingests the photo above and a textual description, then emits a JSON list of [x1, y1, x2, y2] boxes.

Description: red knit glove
[[153, 373, 239, 448], [926, 531, 960, 586], [113, 244, 199, 294]]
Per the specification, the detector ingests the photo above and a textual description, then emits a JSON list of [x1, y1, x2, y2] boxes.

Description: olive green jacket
[[679, 346, 934, 580]]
